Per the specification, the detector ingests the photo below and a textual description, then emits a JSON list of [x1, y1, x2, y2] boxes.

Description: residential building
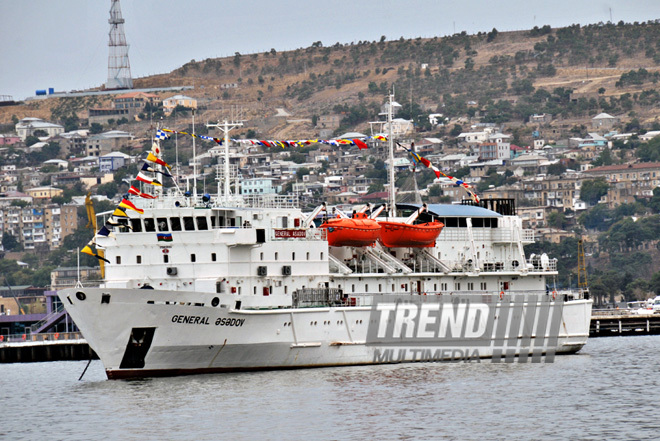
[[15, 117, 64, 141], [240, 178, 281, 195], [521, 175, 581, 210], [86, 130, 134, 157], [0, 204, 77, 251], [99, 151, 132, 172], [25, 186, 64, 201], [591, 113, 619, 131], [0, 134, 21, 145], [50, 266, 102, 290], [57, 130, 89, 156], [583, 162, 660, 207], [88, 91, 157, 124], [529, 113, 553, 124], [163, 95, 198, 114]]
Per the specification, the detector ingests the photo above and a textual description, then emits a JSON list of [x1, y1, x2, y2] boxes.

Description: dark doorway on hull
[[119, 327, 156, 369]]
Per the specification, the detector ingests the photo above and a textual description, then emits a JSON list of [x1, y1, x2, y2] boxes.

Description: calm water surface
[[2, 336, 659, 441]]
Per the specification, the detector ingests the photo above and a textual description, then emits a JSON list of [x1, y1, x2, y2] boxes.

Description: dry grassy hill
[[3, 22, 660, 134]]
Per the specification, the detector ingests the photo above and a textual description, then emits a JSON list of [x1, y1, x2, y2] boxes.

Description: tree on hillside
[[580, 178, 609, 205], [90, 123, 103, 134], [25, 136, 39, 147], [2, 233, 21, 251]]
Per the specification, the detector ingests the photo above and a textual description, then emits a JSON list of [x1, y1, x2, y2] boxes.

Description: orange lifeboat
[[321, 212, 381, 247], [378, 221, 444, 248]]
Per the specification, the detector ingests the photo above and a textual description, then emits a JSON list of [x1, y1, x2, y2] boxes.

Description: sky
[[2, 0, 660, 101]]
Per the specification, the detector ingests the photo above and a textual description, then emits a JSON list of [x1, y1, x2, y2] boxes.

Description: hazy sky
[[2, 0, 660, 100]]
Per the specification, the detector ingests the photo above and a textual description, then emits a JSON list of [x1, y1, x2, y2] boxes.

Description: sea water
[[1, 336, 659, 440]]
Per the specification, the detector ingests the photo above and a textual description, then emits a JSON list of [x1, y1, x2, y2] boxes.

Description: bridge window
[[170, 217, 182, 231], [144, 218, 155, 232], [130, 218, 142, 232], [183, 217, 195, 231], [196, 217, 208, 230]]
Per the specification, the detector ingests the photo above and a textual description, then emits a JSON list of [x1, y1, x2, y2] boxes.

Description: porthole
[[211, 297, 220, 307], [75, 291, 86, 301]]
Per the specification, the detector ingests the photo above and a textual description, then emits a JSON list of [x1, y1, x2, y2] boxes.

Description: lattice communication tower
[[105, 0, 133, 90]]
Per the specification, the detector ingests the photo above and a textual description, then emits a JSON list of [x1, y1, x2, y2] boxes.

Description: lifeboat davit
[[321, 212, 381, 247], [378, 221, 444, 248]]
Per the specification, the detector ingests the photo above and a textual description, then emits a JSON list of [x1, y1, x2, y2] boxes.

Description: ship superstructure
[[59, 116, 591, 379]]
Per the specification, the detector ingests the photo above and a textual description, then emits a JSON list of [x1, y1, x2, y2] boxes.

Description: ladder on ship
[[363, 246, 413, 274], [328, 254, 353, 274], [413, 249, 452, 274]]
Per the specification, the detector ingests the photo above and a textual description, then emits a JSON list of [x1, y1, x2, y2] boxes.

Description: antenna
[[106, 0, 133, 89], [192, 109, 197, 197], [387, 91, 396, 217], [206, 119, 243, 203]]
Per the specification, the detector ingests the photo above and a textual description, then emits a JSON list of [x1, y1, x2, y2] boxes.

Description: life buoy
[[499, 291, 505, 300], [0, 335, 4, 342], [21, 334, 26, 341], [552, 291, 557, 300], [54, 333, 60, 340]]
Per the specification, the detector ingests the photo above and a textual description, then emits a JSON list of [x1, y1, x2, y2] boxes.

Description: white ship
[[60, 110, 592, 379]]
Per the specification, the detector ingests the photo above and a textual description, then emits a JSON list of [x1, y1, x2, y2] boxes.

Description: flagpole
[[175, 111, 179, 185]]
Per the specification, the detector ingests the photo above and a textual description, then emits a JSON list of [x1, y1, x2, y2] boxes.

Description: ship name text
[[170, 315, 246, 327]]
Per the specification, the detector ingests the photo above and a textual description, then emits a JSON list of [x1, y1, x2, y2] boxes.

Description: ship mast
[[206, 119, 243, 203], [387, 92, 396, 217]]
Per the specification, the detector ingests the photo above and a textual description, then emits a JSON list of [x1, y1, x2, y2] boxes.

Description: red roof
[[114, 91, 158, 99], [588, 162, 660, 173]]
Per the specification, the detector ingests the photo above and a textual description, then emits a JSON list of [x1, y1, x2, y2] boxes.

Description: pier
[[590, 310, 660, 337], [0, 332, 97, 363]]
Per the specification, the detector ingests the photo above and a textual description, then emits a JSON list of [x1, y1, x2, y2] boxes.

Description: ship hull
[[60, 288, 592, 379]]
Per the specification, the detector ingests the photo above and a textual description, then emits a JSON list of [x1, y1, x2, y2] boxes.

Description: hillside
[[2, 21, 660, 138]]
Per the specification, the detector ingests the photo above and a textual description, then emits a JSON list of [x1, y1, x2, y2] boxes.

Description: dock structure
[[0, 332, 96, 363], [590, 310, 660, 337]]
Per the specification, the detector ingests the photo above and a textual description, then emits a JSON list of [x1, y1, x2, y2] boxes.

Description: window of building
[[163, 255, 169, 263], [170, 217, 182, 231], [454, 283, 461, 291]]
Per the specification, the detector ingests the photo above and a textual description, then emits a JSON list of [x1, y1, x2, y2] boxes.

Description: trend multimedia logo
[[366, 294, 564, 363]]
